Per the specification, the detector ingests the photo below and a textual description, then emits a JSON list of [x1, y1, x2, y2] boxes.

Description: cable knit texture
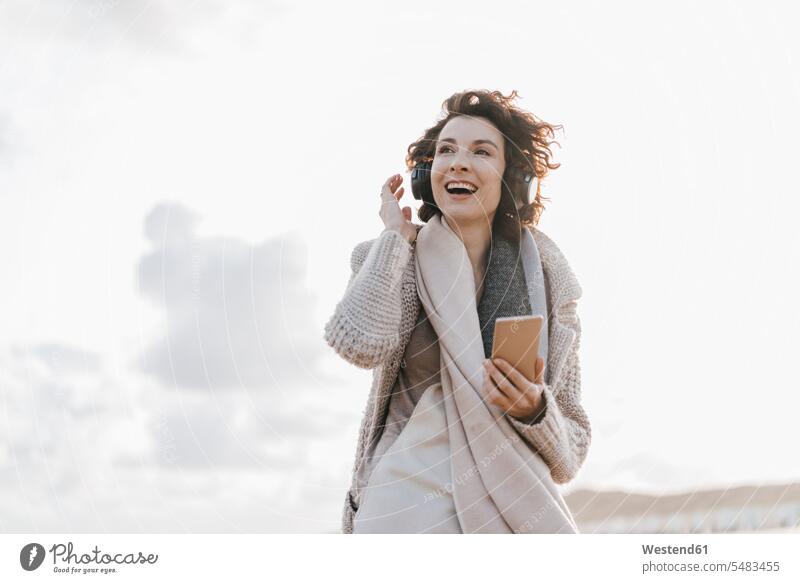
[[323, 224, 591, 534]]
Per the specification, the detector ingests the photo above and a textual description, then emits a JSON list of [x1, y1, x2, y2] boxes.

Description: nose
[[449, 145, 471, 172]]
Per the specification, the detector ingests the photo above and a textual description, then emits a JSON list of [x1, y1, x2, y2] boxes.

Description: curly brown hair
[[405, 89, 563, 243]]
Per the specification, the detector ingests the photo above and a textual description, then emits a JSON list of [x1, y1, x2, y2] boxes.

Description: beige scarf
[[414, 214, 578, 533]]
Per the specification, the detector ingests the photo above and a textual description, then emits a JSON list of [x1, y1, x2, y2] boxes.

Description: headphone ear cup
[[411, 161, 437, 208], [508, 166, 534, 206]]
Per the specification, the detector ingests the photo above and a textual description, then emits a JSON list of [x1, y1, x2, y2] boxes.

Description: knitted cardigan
[[323, 223, 591, 534]]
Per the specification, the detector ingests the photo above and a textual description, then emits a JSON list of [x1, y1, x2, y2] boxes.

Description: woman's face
[[431, 115, 506, 228]]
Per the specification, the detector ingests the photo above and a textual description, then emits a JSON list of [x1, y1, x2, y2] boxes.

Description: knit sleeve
[[507, 303, 591, 484], [323, 228, 412, 369]]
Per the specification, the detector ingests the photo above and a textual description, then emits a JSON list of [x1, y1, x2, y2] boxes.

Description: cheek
[[430, 158, 448, 184], [476, 187, 502, 211], [479, 162, 505, 188]]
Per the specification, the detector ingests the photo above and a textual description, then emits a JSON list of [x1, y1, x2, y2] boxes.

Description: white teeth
[[446, 182, 478, 193]]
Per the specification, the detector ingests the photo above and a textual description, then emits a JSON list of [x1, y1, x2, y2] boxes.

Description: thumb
[[402, 206, 412, 221]]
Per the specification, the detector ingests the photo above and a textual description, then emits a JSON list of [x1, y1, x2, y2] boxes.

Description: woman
[[324, 89, 590, 534]]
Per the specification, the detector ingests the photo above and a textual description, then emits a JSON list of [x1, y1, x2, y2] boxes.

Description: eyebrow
[[437, 137, 499, 150]]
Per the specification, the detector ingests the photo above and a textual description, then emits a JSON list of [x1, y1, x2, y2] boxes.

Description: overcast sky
[[1, 0, 798, 532]]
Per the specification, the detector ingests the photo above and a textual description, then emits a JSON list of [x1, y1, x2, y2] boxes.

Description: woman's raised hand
[[379, 173, 417, 244]]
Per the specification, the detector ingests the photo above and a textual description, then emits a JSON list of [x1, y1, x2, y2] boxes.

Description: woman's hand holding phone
[[379, 173, 417, 244], [482, 355, 547, 423]]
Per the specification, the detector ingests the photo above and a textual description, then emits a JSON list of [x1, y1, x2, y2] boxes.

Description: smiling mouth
[[445, 182, 479, 195]]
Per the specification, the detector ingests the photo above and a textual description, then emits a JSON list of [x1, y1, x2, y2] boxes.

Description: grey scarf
[[477, 228, 549, 366]]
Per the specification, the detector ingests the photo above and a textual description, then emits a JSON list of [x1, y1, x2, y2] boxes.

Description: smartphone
[[491, 315, 544, 382]]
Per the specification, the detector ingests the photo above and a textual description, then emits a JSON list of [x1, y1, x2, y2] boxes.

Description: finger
[[482, 371, 492, 394], [485, 385, 512, 409], [485, 375, 536, 418], [395, 186, 405, 200], [485, 361, 523, 402], [380, 182, 395, 202], [381, 175, 400, 200], [493, 358, 531, 390]]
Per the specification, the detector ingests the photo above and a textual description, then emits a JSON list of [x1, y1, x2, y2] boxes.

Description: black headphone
[[410, 160, 535, 210]]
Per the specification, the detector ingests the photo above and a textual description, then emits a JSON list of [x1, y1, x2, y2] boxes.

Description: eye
[[437, 145, 491, 156]]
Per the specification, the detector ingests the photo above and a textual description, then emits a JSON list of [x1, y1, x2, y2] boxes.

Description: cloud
[[24, 342, 102, 374], [0, 199, 362, 531], [0, 342, 356, 531], [136, 202, 326, 390], [123, 389, 355, 470], [0, 345, 148, 496]]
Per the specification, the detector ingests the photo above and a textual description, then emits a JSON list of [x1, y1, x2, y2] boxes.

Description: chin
[[437, 197, 495, 223], [441, 207, 494, 227]]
